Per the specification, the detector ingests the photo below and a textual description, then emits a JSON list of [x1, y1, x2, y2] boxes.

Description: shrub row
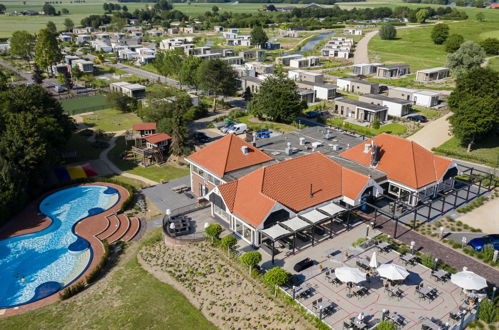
[[432, 147, 499, 168], [59, 281, 86, 300], [86, 240, 110, 284], [457, 196, 488, 214]]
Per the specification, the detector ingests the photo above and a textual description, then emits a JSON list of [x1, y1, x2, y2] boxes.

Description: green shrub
[[376, 320, 396, 330], [205, 224, 223, 242], [228, 108, 246, 119], [478, 298, 497, 323], [86, 240, 110, 284], [421, 253, 436, 269], [264, 267, 289, 289], [352, 237, 368, 247], [457, 196, 488, 214], [78, 128, 94, 137], [482, 245, 495, 263], [59, 281, 86, 300]]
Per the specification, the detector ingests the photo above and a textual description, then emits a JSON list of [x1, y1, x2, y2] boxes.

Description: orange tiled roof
[[187, 134, 273, 178], [144, 133, 171, 144], [217, 152, 370, 227], [133, 123, 157, 131], [340, 133, 452, 189]]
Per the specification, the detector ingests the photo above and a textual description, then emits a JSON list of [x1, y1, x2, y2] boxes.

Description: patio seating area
[[277, 225, 481, 329]]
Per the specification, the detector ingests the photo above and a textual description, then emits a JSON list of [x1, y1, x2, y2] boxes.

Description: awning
[[260, 224, 291, 240], [280, 217, 310, 232], [318, 203, 346, 216], [300, 209, 330, 224]]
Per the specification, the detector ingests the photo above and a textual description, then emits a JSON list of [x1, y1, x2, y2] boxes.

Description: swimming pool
[[0, 185, 120, 308]]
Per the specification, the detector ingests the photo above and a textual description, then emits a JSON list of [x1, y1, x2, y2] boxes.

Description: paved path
[[0, 58, 31, 82], [353, 30, 379, 64], [455, 198, 499, 234], [99, 132, 159, 186], [377, 217, 499, 286], [407, 113, 452, 150], [482, 55, 499, 68]]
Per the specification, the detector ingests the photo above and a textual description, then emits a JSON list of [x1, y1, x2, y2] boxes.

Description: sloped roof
[[186, 134, 273, 178], [133, 123, 156, 131], [340, 133, 452, 189], [217, 152, 371, 227], [144, 133, 171, 144]]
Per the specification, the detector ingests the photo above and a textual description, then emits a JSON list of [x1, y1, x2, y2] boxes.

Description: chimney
[[363, 143, 371, 153], [324, 129, 331, 140], [285, 142, 292, 156], [299, 137, 306, 145], [241, 145, 249, 155]]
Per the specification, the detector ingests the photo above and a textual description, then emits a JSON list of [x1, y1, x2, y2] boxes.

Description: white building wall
[[336, 78, 351, 91]]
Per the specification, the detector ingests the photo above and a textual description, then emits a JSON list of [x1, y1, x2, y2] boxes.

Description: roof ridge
[[222, 134, 234, 175], [410, 140, 418, 188]]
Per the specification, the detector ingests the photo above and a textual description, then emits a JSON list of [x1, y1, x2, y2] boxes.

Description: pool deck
[[0, 182, 129, 317]]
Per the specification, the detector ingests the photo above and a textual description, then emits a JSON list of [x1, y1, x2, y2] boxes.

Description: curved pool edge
[[0, 182, 130, 317]]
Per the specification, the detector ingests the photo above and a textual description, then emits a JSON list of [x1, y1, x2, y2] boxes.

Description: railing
[[162, 200, 211, 229]]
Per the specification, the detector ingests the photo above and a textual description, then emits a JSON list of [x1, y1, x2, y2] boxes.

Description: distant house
[[110, 82, 146, 99], [222, 56, 244, 65], [334, 98, 388, 123], [376, 64, 411, 78], [352, 63, 383, 76], [359, 94, 412, 117], [388, 87, 440, 107], [239, 50, 265, 62], [92, 39, 113, 52], [344, 28, 363, 36], [288, 70, 336, 100], [240, 76, 264, 93], [415, 67, 449, 82], [179, 26, 195, 34], [72, 59, 94, 73], [336, 77, 379, 94], [263, 41, 281, 50], [76, 35, 92, 44], [144, 133, 171, 151], [289, 56, 320, 68], [297, 88, 316, 104], [214, 26, 224, 32], [59, 35, 72, 43], [275, 54, 304, 66], [133, 123, 157, 136]]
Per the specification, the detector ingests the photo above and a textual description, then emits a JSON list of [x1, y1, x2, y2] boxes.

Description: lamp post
[[204, 222, 210, 229], [292, 285, 296, 300], [319, 305, 323, 321], [462, 236, 467, 248], [410, 241, 415, 255], [382, 309, 387, 321], [434, 258, 439, 271], [439, 226, 445, 240], [492, 287, 497, 300], [366, 225, 370, 238]]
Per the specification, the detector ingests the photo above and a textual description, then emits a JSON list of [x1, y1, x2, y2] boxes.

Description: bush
[[228, 108, 246, 120], [59, 281, 86, 300], [478, 298, 497, 323], [352, 237, 368, 247], [421, 253, 436, 269], [371, 118, 381, 130], [240, 251, 263, 275], [482, 245, 496, 263], [457, 196, 488, 213], [86, 240, 110, 284], [264, 267, 290, 288], [444, 34, 464, 53], [205, 224, 223, 242], [220, 235, 237, 253], [431, 24, 450, 45], [379, 24, 397, 40], [376, 320, 396, 330]]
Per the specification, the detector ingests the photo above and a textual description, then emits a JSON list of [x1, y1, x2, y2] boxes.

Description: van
[[226, 123, 248, 135]]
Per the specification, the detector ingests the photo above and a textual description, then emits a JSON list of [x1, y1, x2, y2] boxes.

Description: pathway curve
[[353, 30, 379, 64], [482, 55, 499, 68], [99, 132, 159, 186], [407, 113, 452, 150]]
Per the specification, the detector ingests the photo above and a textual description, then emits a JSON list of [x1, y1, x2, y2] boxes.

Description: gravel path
[[353, 30, 379, 64], [407, 113, 452, 150]]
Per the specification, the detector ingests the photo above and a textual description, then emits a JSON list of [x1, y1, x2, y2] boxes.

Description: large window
[[192, 165, 222, 186]]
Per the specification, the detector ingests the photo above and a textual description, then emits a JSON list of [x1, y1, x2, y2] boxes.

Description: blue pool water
[[0, 185, 120, 308]]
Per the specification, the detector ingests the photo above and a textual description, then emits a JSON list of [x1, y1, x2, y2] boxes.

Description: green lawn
[[488, 57, 499, 72], [64, 131, 102, 163], [327, 118, 407, 136], [60, 95, 109, 115], [411, 106, 442, 120], [82, 109, 142, 132], [367, 74, 454, 91], [108, 136, 190, 183], [369, 19, 499, 71], [433, 135, 499, 168], [0, 230, 216, 330], [237, 115, 298, 134]]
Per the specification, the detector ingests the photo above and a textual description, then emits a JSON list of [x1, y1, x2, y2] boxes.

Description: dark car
[[468, 234, 499, 251], [407, 115, 428, 123], [305, 111, 320, 119], [293, 257, 314, 272], [193, 132, 210, 144]]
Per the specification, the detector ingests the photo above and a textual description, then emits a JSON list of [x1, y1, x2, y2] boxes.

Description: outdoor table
[[353, 286, 368, 297], [356, 258, 370, 270], [387, 311, 405, 326], [420, 317, 441, 330], [432, 269, 449, 282], [401, 253, 417, 265], [450, 307, 467, 320], [419, 286, 433, 296], [376, 242, 391, 252], [388, 287, 403, 298], [350, 317, 368, 329]]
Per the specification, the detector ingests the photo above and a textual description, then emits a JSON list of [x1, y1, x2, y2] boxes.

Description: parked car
[[407, 115, 427, 123], [468, 234, 499, 251], [193, 132, 210, 144], [227, 123, 248, 135], [53, 85, 66, 93], [219, 120, 235, 133], [293, 257, 314, 272], [305, 111, 320, 119]]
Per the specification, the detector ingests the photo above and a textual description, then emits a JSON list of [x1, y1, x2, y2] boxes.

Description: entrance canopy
[[280, 217, 310, 232], [261, 224, 291, 240], [318, 203, 346, 216], [300, 209, 330, 224]]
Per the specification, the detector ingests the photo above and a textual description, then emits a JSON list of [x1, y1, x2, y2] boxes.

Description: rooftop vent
[[299, 137, 306, 145], [241, 145, 249, 155], [285, 142, 293, 156], [324, 130, 332, 140], [363, 143, 371, 154]]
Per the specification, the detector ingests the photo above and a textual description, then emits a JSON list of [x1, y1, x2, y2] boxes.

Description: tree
[[444, 34, 464, 53], [178, 55, 202, 88], [205, 223, 223, 242], [475, 12, 485, 22], [478, 298, 496, 323], [0, 4, 6, 14], [240, 251, 262, 275], [122, 5, 128, 12], [32, 63, 44, 84], [212, 5, 219, 13], [264, 267, 289, 295], [447, 41, 485, 76], [71, 65, 83, 81], [106, 91, 136, 113], [242, 86, 253, 102], [448, 67, 498, 151], [64, 18, 74, 32], [9, 30, 35, 68], [42, 3, 56, 16], [220, 235, 237, 255], [372, 118, 381, 129], [196, 59, 238, 111], [250, 25, 269, 48], [46, 21, 57, 34], [62, 71, 73, 91], [61, 8, 69, 15], [0, 85, 74, 224], [379, 24, 397, 40], [35, 28, 62, 77], [479, 38, 499, 55], [154, 49, 184, 80], [416, 9, 430, 23], [157, 97, 190, 156], [431, 23, 449, 45], [248, 75, 306, 124]]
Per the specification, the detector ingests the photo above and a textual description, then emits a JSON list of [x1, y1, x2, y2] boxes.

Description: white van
[[227, 123, 248, 135]]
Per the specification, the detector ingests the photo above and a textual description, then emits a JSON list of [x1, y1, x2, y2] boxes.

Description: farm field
[[369, 19, 499, 71], [82, 108, 142, 132]]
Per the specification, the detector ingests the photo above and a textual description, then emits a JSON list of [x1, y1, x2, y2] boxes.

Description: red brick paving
[[0, 182, 129, 317]]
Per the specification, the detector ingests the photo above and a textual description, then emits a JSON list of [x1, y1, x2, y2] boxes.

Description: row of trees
[[0, 81, 74, 225], [432, 23, 499, 55]]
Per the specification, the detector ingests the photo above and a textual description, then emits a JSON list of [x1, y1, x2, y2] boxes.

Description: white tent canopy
[[300, 209, 330, 224], [335, 266, 366, 283], [451, 270, 487, 290], [318, 203, 346, 216], [261, 224, 291, 240], [377, 263, 409, 281], [280, 217, 310, 232], [369, 251, 378, 269]]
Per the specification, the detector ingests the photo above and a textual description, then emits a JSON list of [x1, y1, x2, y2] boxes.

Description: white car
[[226, 123, 248, 135]]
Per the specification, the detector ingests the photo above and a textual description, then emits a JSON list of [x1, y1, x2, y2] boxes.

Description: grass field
[[488, 57, 499, 72], [82, 108, 142, 132], [60, 95, 109, 115], [433, 135, 499, 168], [369, 19, 499, 71], [0, 230, 216, 329], [63, 131, 102, 163]]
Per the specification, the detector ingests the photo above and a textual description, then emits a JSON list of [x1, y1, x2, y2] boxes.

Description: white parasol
[[335, 266, 366, 283], [377, 263, 409, 281], [369, 251, 378, 269], [451, 269, 487, 291]]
